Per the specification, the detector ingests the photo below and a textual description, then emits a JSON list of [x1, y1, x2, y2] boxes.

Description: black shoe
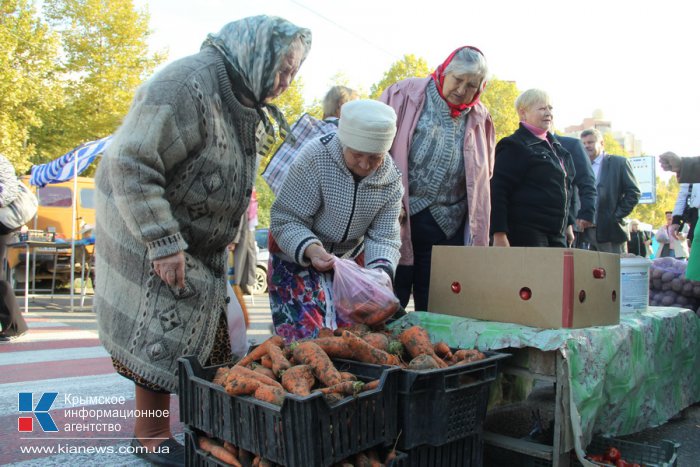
[[0, 330, 28, 342], [130, 437, 185, 467]]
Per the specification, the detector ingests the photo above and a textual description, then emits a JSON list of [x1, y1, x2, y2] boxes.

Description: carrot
[[313, 336, 356, 359], [451, 349, 485, 364], [223, 441, 238, 457], [339, 371, 357, 382], [252, 455, 261, 467], [335, 323, 371, 336], [433, 341, 453, 360], [340, 330, 401, 366], [367, 449, 383, 467], [198, 435, 242, 466], [398, 325, 447, 368], [259, 459, 273, 467], [254, 384, 286, 406], [236, 335, 284, 368], [363, 379, 380, 391], [268, 343, 292, 377], [212, 367, 230, 386], [292, 341, 343, 387], [224, 375, 260, 396], [317, 380, 365, 396], [318, 327, 335, 338], [251, 363, 276, 380], [281, 364, 315, 396], [408, 354, 441, 370], [363, 332, 390, 351], [227, 364, 283, 389], [260, 354, 273, 369]]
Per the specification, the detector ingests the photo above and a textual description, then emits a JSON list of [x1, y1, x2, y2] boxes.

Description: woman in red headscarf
[[380, 47, 495, 312]]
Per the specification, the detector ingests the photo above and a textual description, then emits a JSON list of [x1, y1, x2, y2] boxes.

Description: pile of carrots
[[211, 324, 486, 406], [199, 324, 487, 466]]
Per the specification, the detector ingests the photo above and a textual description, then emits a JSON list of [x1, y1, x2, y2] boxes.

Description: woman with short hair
[[490, 88, 575, 247]]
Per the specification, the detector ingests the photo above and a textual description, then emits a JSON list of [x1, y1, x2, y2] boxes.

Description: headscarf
[[431, 46, 486, 118], [202, 16, 312, 139]]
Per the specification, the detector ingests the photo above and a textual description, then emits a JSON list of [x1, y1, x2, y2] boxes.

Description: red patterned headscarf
[[431, 46, 486, 118]]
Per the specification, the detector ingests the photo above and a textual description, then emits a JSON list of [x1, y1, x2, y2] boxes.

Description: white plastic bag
[[225, 281, 249, 358]]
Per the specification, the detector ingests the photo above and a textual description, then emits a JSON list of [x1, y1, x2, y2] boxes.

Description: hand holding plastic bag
[[332, 258, 399, 326]]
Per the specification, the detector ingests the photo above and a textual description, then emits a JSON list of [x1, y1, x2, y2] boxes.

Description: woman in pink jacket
[[379, 46, 495, 311]]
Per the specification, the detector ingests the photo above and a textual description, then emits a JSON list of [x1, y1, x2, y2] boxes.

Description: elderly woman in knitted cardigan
[[380, 46, 495, 312], [269, 99, 403, 342], [94, 16, 310, 466]]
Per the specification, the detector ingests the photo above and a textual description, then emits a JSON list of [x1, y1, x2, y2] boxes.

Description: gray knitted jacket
[[271, 134, 403, 272], [94, 47, 260, 393]]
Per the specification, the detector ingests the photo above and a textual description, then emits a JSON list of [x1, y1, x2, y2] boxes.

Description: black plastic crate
[[178, 356, 399, 467], [573, 436, 680, 467], [185, 426, 408, 467], [403, 432, 483, 467], [396, 351, 509, 449]]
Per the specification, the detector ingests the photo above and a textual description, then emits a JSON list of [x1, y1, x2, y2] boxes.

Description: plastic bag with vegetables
[[332, 258, 400, 326]]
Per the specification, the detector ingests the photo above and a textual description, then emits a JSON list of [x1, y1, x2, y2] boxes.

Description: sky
[[137, 0, 700, 159]]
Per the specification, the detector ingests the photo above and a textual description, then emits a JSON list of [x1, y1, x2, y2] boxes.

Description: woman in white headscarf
[[94, 16, 311, 466]]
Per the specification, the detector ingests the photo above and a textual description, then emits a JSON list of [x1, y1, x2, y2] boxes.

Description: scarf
[[202, 16, 312, 140], [431, 46, 486, 118]]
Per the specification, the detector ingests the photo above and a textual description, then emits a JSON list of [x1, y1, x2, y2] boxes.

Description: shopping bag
[[0, 183, 38, 233], [225, 281, 249, 358], [332, 258, 399, 326]]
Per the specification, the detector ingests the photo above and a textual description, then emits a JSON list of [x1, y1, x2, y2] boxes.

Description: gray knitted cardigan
[[271, 134, 403, 272], [94, 47, 260, 393]]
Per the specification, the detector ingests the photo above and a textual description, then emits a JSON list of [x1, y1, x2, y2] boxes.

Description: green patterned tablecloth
[[390, 307, 700, 451]]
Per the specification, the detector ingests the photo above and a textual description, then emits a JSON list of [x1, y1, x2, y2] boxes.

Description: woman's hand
[[659, 152, 681, 174], [492, 232, 510, 247], [304, 244, 335, 272], [153, 251, 186, 288], [565, 225, 575, 247]]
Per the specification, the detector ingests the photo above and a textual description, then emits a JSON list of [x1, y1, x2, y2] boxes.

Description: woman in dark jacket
[[491, 89, 575, 247]]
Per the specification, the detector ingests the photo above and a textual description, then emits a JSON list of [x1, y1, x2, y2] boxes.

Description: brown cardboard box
[[428, 247, 620, 329]]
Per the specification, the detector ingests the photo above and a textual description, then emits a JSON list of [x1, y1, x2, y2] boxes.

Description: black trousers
[[394, 209, 464, 311], [508, 224, 566, 248], [0, 234, 28, 335]]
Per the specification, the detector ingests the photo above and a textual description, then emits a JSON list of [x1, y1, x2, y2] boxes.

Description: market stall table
[[5, 239, 93, 313], [391, 307, 700, 466]]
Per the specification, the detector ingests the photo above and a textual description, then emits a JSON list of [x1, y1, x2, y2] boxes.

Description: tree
[[31, 0, 165, 165], [0, 0, 62, 172], [480, 78, 519, 142], [369, 54, 430, 99], [631, 176, 679, 229], [604, 133, 627, 157]]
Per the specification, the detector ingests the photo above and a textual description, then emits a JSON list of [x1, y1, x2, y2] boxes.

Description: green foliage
[[604, 133, 628, 157], [30, 0, 165, 166], [0, 0, 63, 172], [480, 78, 520, 142], [369, 54, 430, 100], [631, 176, 679, 228]]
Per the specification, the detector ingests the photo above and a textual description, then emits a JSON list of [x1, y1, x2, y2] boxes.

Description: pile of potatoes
[[648, 257, 700, 311]]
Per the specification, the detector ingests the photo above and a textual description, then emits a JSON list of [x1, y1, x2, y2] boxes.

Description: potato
[[661, 271, 676, 282], [661, 295, 675, 306], [671, 277, 684, 292]]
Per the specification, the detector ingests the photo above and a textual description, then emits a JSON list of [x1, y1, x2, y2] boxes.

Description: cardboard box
[[428, 247, 620, 329]]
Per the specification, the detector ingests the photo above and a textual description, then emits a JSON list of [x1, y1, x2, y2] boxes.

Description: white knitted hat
[[337, 99, 397, 154]]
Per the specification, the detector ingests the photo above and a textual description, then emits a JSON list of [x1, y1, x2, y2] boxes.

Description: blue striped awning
[[30, 136, 112, 187]]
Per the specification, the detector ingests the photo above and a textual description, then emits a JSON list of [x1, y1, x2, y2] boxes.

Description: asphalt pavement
[[0, 293, 697, 466]]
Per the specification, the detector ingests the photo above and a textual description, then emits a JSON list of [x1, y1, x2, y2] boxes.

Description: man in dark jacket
[[556, 135, 596, 247], [580, 129, 641, 253]]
